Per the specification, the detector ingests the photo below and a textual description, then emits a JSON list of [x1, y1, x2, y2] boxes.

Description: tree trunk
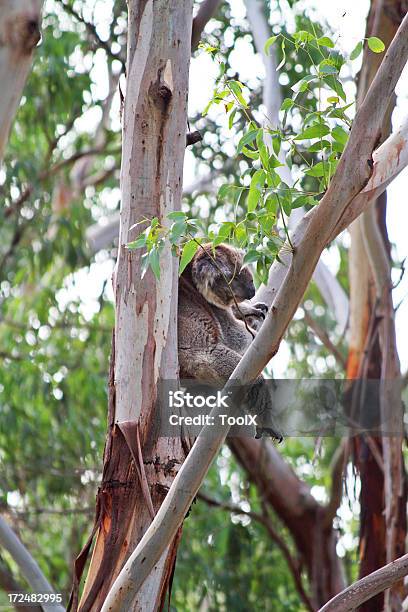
[[347, 1, 407, 610], [0, 0, 43, 163], [69, 2, 193, 610]]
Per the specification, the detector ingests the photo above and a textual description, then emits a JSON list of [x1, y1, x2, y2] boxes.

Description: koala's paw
[[245, 302, 268, 331], [255, 426, 283, 443], [252, 302, 268, 316]]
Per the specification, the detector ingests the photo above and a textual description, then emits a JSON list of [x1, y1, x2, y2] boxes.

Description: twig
[[56, 0, 126, 72], [323, 439, 348, 527], [303, 310, 347, 369], [186, 130, 202, 146]]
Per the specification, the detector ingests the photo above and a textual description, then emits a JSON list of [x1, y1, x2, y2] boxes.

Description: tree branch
[[191, 0, 222, 50], [318, 553, 408, 612], [0, 556, 41, 612], [0, 1, 44, 163], [56, 0, 126, 71], [303, 311, 347, 369], [323, 439, 348, 527], [0, 516, 64, 612]]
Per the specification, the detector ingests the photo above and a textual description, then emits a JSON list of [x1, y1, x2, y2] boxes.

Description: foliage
[[128, 27, 382, 287]]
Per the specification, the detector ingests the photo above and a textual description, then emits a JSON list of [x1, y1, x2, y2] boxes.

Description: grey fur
[[178, 243, 281, 440]]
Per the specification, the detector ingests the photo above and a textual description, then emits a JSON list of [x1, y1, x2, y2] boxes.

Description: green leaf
[[292, 74, 316, 93], [264, 35, 278, 55], [218, 222, 235, 238], [168, 211, 187, 221], [256, 130, 269, 169], [293, 30, 315, 43], [235, 223, 247, 244], [280, 98, 294, 112], [247, 169, 265, 212], [250, 169, 266, 189], [258, 212, 276, 234], [149, 248, 161, 280], [127, 233, 147, 250], [242, 146, 259, 160], [308, 139, 331, 152], [243, 249, 261, 265], [228, 108, 237, 129], [276, 39, 286, 71], [169, 220, 187, 244], [202, 99, 213, 117], [305, 161, 337, 178], [325, 76, 347, 102], [279, 194, 292, 216], [317, 36, 334, 48], [228, 80, 248, 107], [332, 125, 349, 146], [268, 154, 283, 169], [291, 195, 309, 209], [179, 240, 199, 275], [237, 129, 258, 154], [295, 123, 330, 140], [350, 41, 363, 60], [247, 188, 260, 212], [265, 194, 278, 215], [219, 184, 232, 199], [319, 60, 338, 75], [272, 135, 281, 157], [368, 37, 385, 53]]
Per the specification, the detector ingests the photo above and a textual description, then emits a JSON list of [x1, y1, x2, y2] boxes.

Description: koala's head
[[191, 243, 255, 309]]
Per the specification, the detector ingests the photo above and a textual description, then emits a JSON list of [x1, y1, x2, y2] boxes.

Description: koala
[[178, 243, 281, 440]]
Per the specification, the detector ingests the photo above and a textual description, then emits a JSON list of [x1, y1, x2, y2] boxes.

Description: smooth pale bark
[[101, 13, 408, 607], [75, 2, 193, 611], [0, 516, 64, 612], [0, 0, 43, 163]]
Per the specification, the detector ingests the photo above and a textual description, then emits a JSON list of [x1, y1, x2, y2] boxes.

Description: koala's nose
[[246, 284, 256, 299]]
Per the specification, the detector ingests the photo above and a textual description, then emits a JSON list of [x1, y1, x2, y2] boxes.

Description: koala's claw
[[255, 427, 283, 443], [253, 302, 268, 316]]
